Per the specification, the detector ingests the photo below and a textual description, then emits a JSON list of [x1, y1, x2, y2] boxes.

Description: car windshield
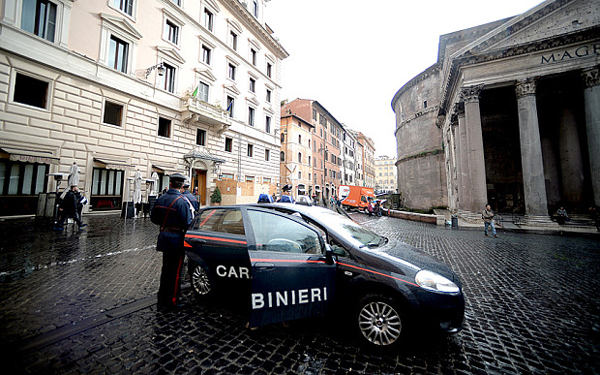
[[309, 209, 383, 247]]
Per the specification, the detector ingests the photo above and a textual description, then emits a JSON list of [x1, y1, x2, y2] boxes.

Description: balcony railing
[[181, 97, 232, 135]]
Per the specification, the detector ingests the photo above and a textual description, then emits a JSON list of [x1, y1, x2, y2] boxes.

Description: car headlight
[[415, 270, 460, 294]]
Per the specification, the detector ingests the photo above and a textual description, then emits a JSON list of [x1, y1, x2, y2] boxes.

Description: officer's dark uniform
[[182, 184, 199, 212], [150, 173, 193, 308]]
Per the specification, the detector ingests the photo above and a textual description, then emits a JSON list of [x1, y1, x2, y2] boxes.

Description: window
[[91, 167, 124, 209], [196, 81, 209, 102], [308, 156, 311, 166], [298, 152, 302, 163], [196, 129, 206, 146], [312, 109, 317, 120], [248, 210, 321, 254], [226, 96, 235, 117], [202, 45, 212, 65], [247, 144, 253, 157], [298, 171, 302, 180], [221, 173, 234, 180], [263, 177, 271, 184], [164, 19, 179, 45], [249, 78, 256, 93], [265, 116, 271, 133], [204, 8, 213, 31], [158, 117, 171, 138], [230, 31, 238, 51], [266, 62, 272, 78], [280, 151, 285, 162], [298, 135, 302, 144], [13, 73, 48, 109], [111, 0, 134, 16], [195, 208, 244, 235], [170, 0, 181, 6], [162, 63, 176, 93], [0, 161, 48, 196], [252, 1, 259, 17], [266, 89, 272, 103], [280, 133, 285, 142], [225, 137, 233, 152], [108, 35, 129, 73], [103, 101, 124, 126], [21, 0, 57, 42], [228, 63, 236, 81], [265, 149, 270, 161], [248, 107, 255, 126], [251, 49, 257, 66], [245, 175, 254, 182], [424, 100, 428, 109]]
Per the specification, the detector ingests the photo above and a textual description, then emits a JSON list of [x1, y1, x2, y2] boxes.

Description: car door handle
[[187, 238, 207, 245], [255, 262, 275, 270]]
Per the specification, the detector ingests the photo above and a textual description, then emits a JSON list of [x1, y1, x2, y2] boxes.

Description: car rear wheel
[[189, 263, 213, 300], [356, 294, 403, 347]]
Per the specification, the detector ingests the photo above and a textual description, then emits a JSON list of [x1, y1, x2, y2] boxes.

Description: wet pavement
[[0, 211, 599, 374]]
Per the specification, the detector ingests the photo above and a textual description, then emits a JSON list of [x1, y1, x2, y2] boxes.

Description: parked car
[[295, 195, 313, 206], [184, 204, 464, 348]]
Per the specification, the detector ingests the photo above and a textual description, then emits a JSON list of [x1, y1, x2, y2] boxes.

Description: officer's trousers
[[158, 250, 185, 307]]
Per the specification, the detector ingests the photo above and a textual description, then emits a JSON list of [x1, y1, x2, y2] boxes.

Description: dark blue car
[[185, 204, 464, 348]]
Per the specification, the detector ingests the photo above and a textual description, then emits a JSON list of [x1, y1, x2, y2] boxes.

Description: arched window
[[298, 135, 302, 144], [280, 151, 285, 162], [298, 152, 302, 163], [280, 133, 285, 142]]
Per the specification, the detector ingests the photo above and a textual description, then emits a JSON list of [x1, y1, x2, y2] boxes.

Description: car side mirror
[[324, 244, 334, 265]]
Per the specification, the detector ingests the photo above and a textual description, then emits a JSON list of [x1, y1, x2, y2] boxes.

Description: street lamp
[[145, 63, 165, 79]]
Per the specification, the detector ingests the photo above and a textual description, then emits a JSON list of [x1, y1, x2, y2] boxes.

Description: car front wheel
[[356, 294, 403, 347]]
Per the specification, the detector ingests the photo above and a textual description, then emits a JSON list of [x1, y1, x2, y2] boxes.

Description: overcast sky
[[265, 0, 546, 157]]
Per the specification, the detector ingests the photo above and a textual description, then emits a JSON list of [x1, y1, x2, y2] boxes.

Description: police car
[[185, 203, 464, 348]]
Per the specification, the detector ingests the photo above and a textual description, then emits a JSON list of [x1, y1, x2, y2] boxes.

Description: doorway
[[193, 169, 207, 205]]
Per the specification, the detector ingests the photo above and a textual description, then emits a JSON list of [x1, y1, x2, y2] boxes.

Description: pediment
[[246, 96, 259, 106], [223, 83, 241, 96], [453, 0, 598, 58], [100, 13, 142, 40], [157, 47, 186, 64], [195, 68, 217, 82], [204, 0, 220, 13]]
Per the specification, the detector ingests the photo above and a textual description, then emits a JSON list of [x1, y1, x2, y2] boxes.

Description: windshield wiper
[[360, 236, 388, 249]]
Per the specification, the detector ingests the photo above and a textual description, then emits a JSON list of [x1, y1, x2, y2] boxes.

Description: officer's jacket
[[182, 190, 199, 212], [150, 189, 193, 252]]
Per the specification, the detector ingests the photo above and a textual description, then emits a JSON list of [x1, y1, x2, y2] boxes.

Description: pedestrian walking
[[150, 173, 193, 310], [54, 185, 87, 231], [482, 204, 498, 238]]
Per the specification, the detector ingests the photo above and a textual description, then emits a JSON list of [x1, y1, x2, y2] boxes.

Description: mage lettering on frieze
[[541, 43, 600, 64]]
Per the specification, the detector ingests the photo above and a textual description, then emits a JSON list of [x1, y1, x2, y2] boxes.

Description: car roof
[[203, 203, 331, 217]]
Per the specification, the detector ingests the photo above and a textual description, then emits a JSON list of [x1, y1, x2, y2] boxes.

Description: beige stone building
[[0, 0, 287, 216], [392, 0, 600, 224], [279, 112, 314, 198], [375, 156, 398, 194]]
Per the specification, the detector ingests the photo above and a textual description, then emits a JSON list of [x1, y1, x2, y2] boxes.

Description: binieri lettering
[[252, 287, 328, 309]]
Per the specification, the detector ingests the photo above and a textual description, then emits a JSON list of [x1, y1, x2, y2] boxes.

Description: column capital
[[450, 102, 464, 127], [459, 84, 484, 103], [582, 66, 600, 89], [515, 78, 538, 99]]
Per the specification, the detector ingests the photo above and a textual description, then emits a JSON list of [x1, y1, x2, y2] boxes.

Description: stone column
[[515, 78, 549, 218], [460, 85, 487, 213], [453, 102, 469, 210], [582, 67, 600, 206]]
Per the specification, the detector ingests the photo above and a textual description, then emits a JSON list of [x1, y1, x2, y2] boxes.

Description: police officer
[[182, 180, 199, 213], [151, 173, 193, 309]]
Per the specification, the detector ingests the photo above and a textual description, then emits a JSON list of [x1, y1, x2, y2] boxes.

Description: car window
[[194, 208, 245, 235], [248, 210, 321, 254]]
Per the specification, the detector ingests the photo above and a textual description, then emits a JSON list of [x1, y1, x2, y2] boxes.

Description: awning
[[184, 149, 225, 164], [1, 147, 59, 165], [93, 157, 135, 170], [152, 164, 181, 175]]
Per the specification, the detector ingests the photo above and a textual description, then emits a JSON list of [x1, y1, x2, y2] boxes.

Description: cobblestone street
[[0, 212, 599, 374]]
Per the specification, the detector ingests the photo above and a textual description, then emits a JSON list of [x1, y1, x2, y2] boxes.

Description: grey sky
[[265, 0, 546, 157]]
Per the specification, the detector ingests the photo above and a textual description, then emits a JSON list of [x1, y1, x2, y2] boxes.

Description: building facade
[[392, 0, 600, 223], [375, 156, 398, 194], [279, 112, 314, 198], [0, 0, 287, 216], [357, 132, 376, 189]]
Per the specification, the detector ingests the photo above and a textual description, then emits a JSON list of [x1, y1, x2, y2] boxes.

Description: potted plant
[[210, 186, 222, 206]]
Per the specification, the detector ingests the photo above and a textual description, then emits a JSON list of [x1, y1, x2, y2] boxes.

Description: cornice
[[221, 0, 289, 59], [391, 64, 440, 110]]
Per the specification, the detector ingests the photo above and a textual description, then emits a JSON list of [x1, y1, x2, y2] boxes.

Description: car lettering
[[216, 265, 250, 279], [251, 287, 328, 309]]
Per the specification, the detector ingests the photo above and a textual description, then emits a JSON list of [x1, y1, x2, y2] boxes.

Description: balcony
[[181, 97, 232, 136]]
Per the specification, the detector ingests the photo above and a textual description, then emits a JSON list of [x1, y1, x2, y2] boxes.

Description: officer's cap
[[169, 173, 186, 182], [183, 179, 191, 188]]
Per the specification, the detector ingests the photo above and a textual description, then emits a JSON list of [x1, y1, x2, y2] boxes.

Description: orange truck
[[338, 185, 375, 211]]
